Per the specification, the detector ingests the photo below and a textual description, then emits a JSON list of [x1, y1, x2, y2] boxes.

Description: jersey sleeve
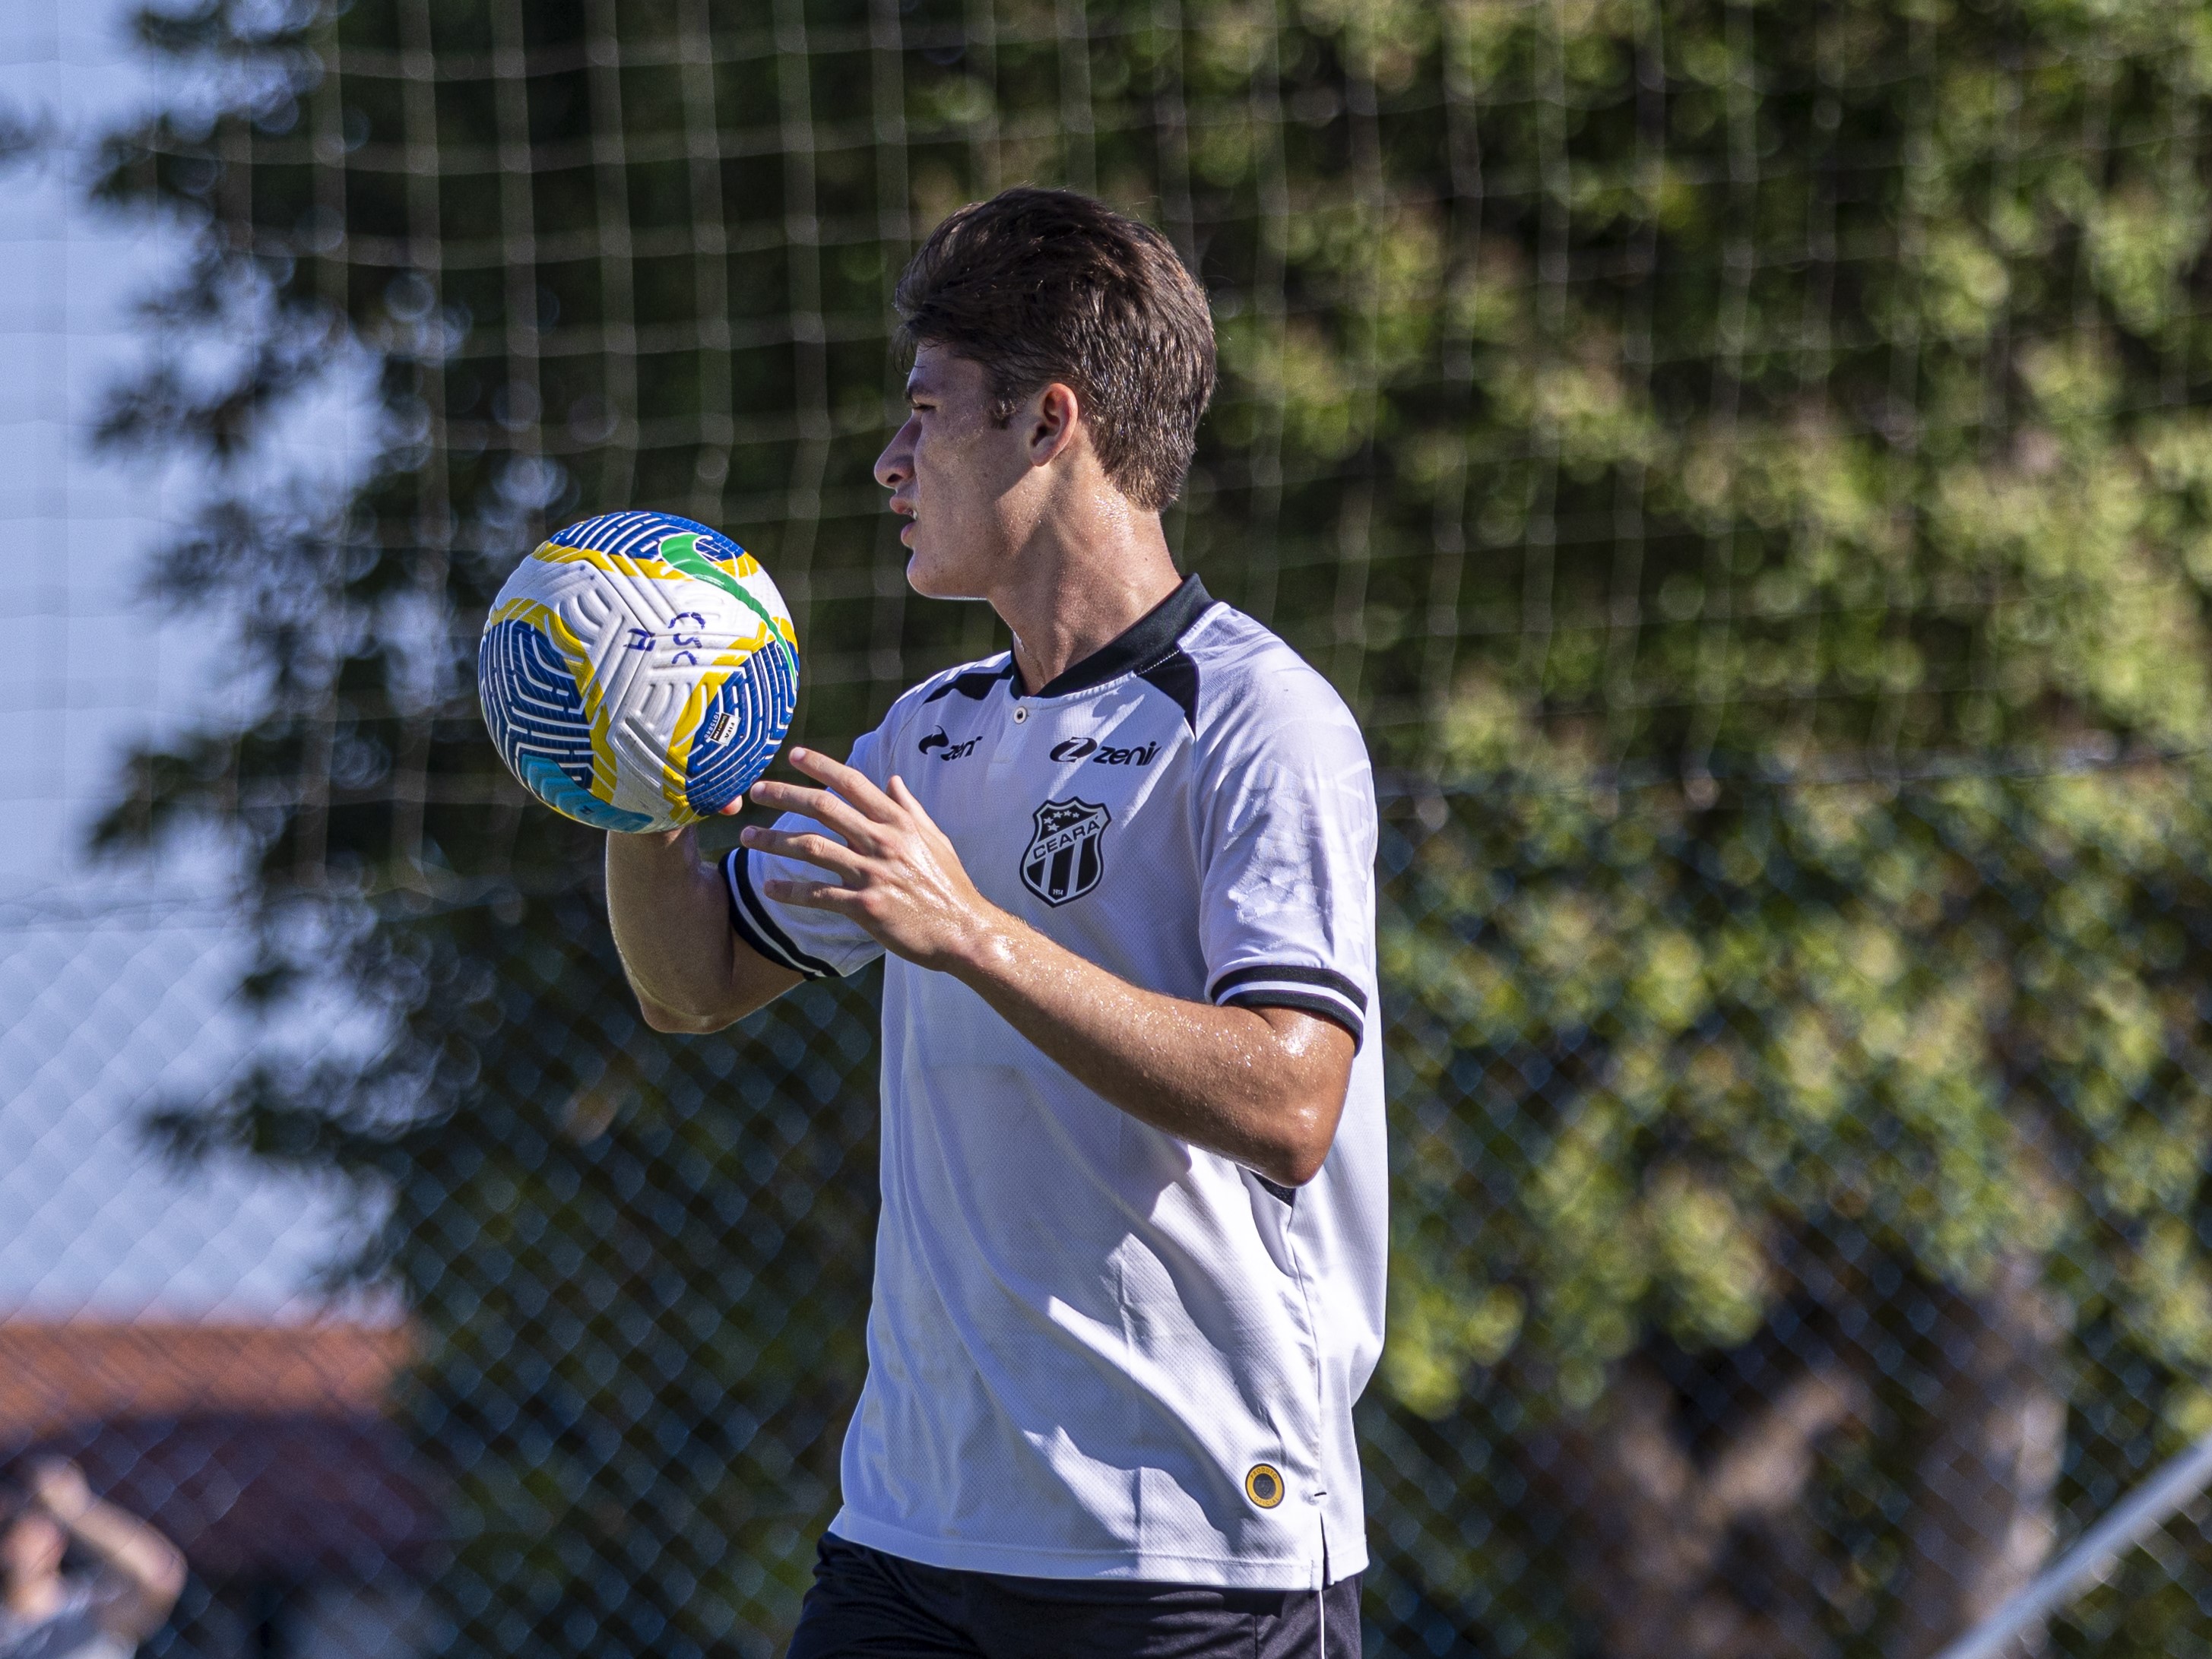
[[1194, 670, 1378, 1048], [722, 724, 891, 980]]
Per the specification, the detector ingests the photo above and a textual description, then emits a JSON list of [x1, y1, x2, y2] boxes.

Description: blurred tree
[[1386, 707, 2212, 1657], [81, 0, 2212, 1656], [1346, 4, 2212, 1656]]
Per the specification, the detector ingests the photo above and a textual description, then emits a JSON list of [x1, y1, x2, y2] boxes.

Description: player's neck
[[993, 504, 1182, 694]]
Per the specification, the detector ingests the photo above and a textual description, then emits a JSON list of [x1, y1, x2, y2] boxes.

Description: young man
[[607, 188, 1383, 1658]]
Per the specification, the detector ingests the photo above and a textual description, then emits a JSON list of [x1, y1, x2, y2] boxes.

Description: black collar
[[1019, 575, 1215, 699]]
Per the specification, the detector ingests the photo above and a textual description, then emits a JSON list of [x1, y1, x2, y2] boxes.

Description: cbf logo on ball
[[478, 511, 799, 834], [1020, 798, 1110, 906]]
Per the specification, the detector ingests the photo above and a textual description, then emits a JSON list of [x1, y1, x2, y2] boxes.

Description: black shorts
[[787, 1533, 1362, 1659]]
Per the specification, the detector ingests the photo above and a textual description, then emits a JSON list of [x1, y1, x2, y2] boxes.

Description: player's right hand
[[742, 748, 1012, 974]]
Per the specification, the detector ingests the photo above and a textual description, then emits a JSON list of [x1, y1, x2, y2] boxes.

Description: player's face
[[874, 344, 1038, 599]]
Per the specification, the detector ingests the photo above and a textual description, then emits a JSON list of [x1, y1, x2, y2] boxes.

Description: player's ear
[[1027, 382, 1080, 467]]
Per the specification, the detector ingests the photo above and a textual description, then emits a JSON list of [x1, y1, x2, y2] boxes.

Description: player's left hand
[[743, 748, 1009, 972]]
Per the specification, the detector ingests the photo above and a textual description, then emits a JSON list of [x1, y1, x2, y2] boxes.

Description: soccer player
[[607, 187, 1383, 1659]]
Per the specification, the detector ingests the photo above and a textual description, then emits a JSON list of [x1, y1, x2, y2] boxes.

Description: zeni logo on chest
[[1047, 736, 1160, 767]]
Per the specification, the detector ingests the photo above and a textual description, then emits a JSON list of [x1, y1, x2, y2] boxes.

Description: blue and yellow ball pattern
[[479, 511, 800, 833]]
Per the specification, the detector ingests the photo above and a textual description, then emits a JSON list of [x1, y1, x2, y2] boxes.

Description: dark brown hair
[[893, 187, 1218, 512]]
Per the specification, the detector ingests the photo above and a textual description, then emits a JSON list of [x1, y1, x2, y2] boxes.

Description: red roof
[[0, 1322, 440, 1580], [0, 1322, 410, 1439]]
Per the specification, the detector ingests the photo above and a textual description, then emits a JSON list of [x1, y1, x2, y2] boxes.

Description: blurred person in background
[[0, 1459, 185, 1659]]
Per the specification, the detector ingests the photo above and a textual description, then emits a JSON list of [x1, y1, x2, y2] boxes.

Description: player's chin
[[904, 544, 968, 600]]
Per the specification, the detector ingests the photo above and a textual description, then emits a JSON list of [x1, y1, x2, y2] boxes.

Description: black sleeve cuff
[[723, 847, 836, 980], [1209, 963, 1367, 1050]]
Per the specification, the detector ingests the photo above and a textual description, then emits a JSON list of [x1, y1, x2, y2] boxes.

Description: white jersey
[[724, 577, 1385, 1589]]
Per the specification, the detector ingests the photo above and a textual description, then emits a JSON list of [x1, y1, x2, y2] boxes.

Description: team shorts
[[787, 1533, 1362, 1659]]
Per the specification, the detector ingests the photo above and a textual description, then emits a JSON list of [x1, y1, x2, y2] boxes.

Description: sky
[[0, 1, 379, 1322]]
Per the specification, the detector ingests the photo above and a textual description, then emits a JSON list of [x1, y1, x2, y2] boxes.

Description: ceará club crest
[[1021, 798, 1111, 906]]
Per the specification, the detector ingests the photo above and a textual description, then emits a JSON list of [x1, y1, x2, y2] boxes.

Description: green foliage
[[144, 894, 885, 1657], [1416, 1, 2212, 758], [1374, 720, 2212, 1651], [1387, 699, 2212, 1421], [1339, 16, 2212, 1646], [82, 0, 2212, 1653], [379, 929, 883, 1658]]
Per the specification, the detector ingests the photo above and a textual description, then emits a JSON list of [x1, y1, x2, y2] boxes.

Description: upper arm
[[1194, 672, 1379, 1053]]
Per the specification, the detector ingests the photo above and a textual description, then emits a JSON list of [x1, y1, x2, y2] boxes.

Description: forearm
[[949, 911, 1347, 1186], [606, 828, 794, 1030], [740, 754, 1352, 1179], [63, 1498, 185, 1615]]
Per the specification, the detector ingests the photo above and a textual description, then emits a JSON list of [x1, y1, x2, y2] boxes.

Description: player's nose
[[874, 419, 916, 492]]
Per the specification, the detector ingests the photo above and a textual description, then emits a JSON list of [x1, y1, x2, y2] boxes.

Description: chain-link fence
[[17, 0, 2212, 1654], [1374, 756, 2212, 1659], [15, 761, 2212, 1656]]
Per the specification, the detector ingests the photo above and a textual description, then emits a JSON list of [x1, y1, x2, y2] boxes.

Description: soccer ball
[[478, 511, 800, 834]]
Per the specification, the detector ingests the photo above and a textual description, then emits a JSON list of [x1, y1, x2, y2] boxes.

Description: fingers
[[788, 746, 900, 818], [885, 774, 940, 832], [764, 877, 867, 913], [715, 792, 746, 818], [750, 777, 883, 849], [742, 828, 866, 881]]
